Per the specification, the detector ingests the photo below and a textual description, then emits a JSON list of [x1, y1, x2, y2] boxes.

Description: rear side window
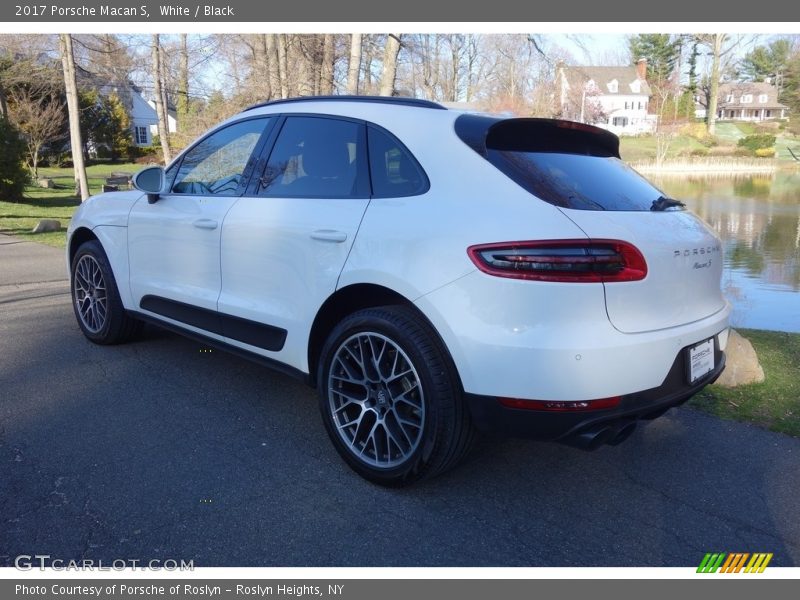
[[367, 127, 428, 197], [259, 116, 367, 199], [458, 116, 671, 212]]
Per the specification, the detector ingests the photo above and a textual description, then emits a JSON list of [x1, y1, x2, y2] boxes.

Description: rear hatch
[[456, 116, 726, 333]]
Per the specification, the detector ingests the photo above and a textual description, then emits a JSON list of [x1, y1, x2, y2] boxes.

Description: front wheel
[[70, 240, 141, 345], [318, 306, 474, 486]]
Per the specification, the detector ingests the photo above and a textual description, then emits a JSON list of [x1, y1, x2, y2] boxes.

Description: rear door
[[217, 115, 370, 370]]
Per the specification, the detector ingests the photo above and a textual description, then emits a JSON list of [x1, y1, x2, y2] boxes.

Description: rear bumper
[[464, 341, 726, 447]]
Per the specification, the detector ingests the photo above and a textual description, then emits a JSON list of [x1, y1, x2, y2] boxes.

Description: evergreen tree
[[740, 39, 791, 84], [628, 34, 681, 84]]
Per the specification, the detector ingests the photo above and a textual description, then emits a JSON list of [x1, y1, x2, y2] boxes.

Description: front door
[[128, 117, 272, 335]]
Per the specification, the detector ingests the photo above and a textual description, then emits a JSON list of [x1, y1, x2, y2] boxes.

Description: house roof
[[717, 81, 788, 110], [561, 65, 651, 97]]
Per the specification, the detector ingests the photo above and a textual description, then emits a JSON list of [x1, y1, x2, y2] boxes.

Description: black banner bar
[[1, 0, 800, 22], [2, 579, 797, 600]]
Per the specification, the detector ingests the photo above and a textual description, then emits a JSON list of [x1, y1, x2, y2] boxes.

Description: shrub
[[737, 133, 777, 155], [690, 148, 710, 157], [755, 147, 776, 158], [0, 119, 29, 201]]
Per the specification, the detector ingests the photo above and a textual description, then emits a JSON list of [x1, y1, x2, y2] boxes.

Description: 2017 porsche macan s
[[67, 96, 730, 485]]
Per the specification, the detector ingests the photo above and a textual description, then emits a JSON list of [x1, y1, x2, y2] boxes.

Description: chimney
[[636, 58, 647, 81]]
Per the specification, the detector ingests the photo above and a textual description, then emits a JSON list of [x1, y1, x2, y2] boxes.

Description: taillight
[[498, 396, 622, 411], [467, 239, 647, 283]]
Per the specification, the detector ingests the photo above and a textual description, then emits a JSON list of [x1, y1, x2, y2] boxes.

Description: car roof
[[242, 95, 448, 113]]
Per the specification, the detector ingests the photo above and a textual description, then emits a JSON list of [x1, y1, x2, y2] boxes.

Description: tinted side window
[[367, 127, 427, 198], [172, 118, 269, 196], [259, 117, 365, 199]]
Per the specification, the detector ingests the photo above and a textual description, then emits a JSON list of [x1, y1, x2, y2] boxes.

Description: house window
[[741, 94, 753, 103], [766, 110, 772, 118], [134, 126, 148, 145], [638, 101, 643, 110], [624, 101, 628, 110], [759, 94, 768, 103], [608, 79, 618, 93], [612, 117, 628, 127], [725, 94, 733, 103]]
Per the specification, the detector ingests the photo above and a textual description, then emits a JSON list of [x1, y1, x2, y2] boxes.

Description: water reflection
[[654, 172, 800, 333]]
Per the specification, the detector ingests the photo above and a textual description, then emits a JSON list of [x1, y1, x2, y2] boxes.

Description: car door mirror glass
[[132, 166, 165, 194]]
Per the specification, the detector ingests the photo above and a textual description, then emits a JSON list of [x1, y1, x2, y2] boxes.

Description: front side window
[[172, 118, 269, 196], [367, 127, 427, 198], [259, 116, 366, 198]]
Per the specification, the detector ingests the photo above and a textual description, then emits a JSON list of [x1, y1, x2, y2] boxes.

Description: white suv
[[67, 96, 730, 485]]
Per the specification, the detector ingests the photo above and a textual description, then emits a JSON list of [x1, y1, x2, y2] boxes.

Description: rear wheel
[[71, 240, 141, 345], [318, 306, 474, 486]]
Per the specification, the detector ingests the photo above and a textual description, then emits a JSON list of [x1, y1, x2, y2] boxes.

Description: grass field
[[0, 163, 139, 248], [691, 329, 800, 438]]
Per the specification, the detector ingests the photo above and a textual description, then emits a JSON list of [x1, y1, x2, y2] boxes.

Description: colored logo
[[697, 553, 773, 573]]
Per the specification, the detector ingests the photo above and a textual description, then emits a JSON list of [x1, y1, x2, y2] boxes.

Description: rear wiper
[[650, 196, 685, 211]]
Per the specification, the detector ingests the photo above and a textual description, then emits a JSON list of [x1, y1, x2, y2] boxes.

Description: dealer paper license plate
[[688, 338, 714, 383]]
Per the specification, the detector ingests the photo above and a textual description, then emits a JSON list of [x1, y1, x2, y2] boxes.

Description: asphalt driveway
[[1, 233, 798, 567]]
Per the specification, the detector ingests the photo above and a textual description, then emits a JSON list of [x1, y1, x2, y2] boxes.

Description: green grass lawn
[[0, 162, 139, 248], [619, 134, 708, 163], [691, 329, 800, 438]]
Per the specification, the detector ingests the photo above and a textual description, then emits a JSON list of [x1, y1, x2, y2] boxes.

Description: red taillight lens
[[498, 397, 622, 411], [467, 239, 647, 283]]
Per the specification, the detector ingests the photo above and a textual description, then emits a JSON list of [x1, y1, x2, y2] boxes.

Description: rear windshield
[[488, 150, 667, 211], [456, 115, 672, 212]]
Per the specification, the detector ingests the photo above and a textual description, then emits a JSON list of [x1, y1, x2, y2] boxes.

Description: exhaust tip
[[607, 421, 637, 446]]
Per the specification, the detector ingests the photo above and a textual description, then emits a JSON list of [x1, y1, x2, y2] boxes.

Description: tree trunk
[[0, 82, 8, 120], [151, 34, 172, 164], [255, 34, 272, 100], [379, 34, 402, 97], [177, 33, 190, 131], [277, 34, 289, 99], [706, 34, 723, 136], [347, 33, 362, 95], [265, 35, 282, 100], [59, 34, 90, 202], [320, 34, 335, 95]]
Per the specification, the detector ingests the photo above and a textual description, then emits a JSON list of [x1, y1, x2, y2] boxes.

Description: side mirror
[[132, 166, 166, 204]]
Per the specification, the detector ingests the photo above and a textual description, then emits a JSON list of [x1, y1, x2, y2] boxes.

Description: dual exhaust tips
[[562, 420, 638, 451]]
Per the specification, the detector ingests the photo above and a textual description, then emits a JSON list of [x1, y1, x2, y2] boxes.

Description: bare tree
[[177, 33, 190, 129], [320, 34, 335, 95], [151, 34, 172, 164], [265, 35, 282, 99], [379, 34, 402, 97], [7, 88, 65, 179], [277, 34, 289, 99], [347, 34, 362, 94], [59, 34, 89, 201]]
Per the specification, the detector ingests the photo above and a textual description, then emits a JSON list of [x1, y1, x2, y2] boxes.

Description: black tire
[[70, 240, 142, 345], [318, 305, 474, 486]]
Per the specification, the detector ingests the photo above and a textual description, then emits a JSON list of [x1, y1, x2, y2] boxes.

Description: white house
[[144, 98, 178, 145], [557, 59, 656, 135], [695, 81, 789, 122]]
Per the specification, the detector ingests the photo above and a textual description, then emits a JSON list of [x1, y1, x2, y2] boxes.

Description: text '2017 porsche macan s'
[[67, 96, 730, 485]]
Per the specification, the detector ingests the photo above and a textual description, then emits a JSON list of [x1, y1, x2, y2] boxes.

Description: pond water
[[654, 172, 800, 333]]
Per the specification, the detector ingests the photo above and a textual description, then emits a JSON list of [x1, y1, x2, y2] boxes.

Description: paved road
[[1, 233, 799, 567]]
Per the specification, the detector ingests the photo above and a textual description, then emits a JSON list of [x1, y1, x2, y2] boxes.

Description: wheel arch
[[307, 283, 462, 391], [68, 227, 98, 271]]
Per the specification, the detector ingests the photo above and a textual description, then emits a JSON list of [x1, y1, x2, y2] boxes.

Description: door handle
[[193, 219, 218, 230], [310, 229, 348, 243]]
